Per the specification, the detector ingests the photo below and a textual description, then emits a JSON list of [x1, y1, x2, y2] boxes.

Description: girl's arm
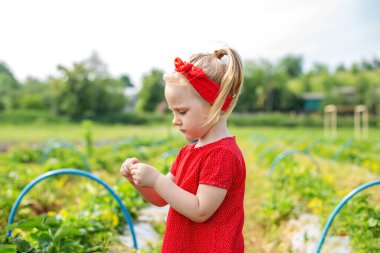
[[155, 175, 227, 223], [121, 157, 175, 207], [127, 173, 175, 207], [130, 164, 227, 223]]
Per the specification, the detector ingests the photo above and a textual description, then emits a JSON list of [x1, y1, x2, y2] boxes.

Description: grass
[[0, 123, 174, 144], [0, 123, 379, 252], [1, 121, 379, 143]]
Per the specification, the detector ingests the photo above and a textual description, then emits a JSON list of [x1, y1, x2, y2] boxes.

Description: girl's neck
[[195, 118, 231, 148]]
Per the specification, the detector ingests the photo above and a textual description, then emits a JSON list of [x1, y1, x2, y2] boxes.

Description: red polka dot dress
[[162, 136, 246, 253]]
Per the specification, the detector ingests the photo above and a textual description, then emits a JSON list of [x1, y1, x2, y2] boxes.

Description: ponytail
[[189, 47, 244, 126]]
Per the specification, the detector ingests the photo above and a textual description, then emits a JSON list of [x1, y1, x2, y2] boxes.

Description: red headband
[[174, 57, 232, 111]]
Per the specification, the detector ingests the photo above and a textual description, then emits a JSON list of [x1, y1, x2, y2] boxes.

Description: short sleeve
[[169, 148, 184, 176], [199, 148, 238, 190]]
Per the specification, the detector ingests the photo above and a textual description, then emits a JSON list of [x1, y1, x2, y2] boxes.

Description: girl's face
[[164, 83, 212, 141]]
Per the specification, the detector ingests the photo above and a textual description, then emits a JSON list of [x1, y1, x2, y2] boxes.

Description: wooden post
[[354, 105, 368, 140], [324, 105, 337, 139]]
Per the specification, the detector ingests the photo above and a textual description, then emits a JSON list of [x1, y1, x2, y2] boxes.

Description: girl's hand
[[120, 157, 139, 183], [130, 163, 161, 188]]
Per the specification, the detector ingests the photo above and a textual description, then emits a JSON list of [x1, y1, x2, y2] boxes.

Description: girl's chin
[[184, 136, 193, 141], [183, 134, 196, 142]]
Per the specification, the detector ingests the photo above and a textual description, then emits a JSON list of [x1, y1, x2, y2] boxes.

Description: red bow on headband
[[174, 57, 232, 111]]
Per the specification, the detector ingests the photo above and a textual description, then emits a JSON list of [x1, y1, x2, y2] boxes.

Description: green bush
[[0, 110, 69, 124]]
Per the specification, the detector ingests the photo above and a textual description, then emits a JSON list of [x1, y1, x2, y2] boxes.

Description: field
[[0, 123, 379, 252]]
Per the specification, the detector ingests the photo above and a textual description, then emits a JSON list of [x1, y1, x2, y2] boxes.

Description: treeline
[[236, 57, 380, 114], [0, 53, 379, 122]]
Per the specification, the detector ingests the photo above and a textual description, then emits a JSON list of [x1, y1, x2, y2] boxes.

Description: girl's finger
[[130, 157, 139, 164], [122, 160, 129, 169], [132, 175, 139, 184], [130, 164, 139, 170]]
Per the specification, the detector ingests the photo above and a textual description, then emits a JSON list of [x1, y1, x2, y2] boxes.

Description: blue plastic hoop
[[40, 142, 90, 171], [160, 149, 179, 159], [257, 144, 283, 163], [269, 149, 320, 175], [304, 138, 323, 153], [6, 168, 138, 249], [112, 137, 136, 153], [332, 139, 354, 161], [316, 179, 380, 253]]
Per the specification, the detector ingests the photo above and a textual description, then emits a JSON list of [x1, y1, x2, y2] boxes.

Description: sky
[[1, 0, 379, 89]]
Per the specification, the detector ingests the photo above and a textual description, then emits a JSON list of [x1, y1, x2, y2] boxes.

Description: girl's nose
[[172, 116, 181, 126]]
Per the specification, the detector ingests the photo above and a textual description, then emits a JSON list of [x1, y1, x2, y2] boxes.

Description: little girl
[[121, 47, 246, 252]]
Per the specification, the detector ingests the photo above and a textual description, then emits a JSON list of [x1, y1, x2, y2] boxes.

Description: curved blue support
[[257, 144, 283, 163], [41, 140, 76, 152], [316, 180, 380, 253], [150, 138, 169, 147], [160, 149, 179, 159], [249, 134, 267, 143], [112, 137, 136, 153], [269, 149, 320, 175], [41, 138, 63, 150], [332, 139, 354, 161], [40, 142, 90, 171], [7, 168, 138, 250], [304, 138, 323, 153], [305, 138, 337, 154], [373, 140, 380, 152]]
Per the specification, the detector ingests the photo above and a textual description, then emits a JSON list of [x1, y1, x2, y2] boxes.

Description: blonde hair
[[164, 47, 244, 126], [189, 47, 244, 125]]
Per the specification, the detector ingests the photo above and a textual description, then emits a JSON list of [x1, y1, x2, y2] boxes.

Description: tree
[[278, 55, 303, 78], [356, 74, 370, 105], [301, 72, 312, 92], [235, 61, 258, 112], [335, 64, 346, 73], [236, 59, 299, 112], [271, 71, 298, 111], [0, 61, 20, 111], [85, 51, 109, 79], [361, 60, 374, 71], [51, 63, 94, 118], [136, 69, 165, 112], [120, 75, 134, 88], [366, 84, 380, 114], [311, 63, 329, 75], [373, 57, 380, 69], [93, 77, 127, 116], [49, 56, 127, 119], [19, 77, 50, 109], [0, 61, 17, 79], [350, 63, 360, 74]]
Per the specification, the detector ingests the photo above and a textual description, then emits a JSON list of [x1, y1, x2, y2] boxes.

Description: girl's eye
[[179, 111, 187, 115]]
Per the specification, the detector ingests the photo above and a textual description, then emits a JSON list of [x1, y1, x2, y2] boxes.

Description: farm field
[[0, 123, 379, 252]]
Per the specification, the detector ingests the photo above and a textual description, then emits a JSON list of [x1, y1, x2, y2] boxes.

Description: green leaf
[[7, 219, 49, 232], [85, 245, 105, 252], [0, 245, 17, 253], [45, 216, 62, 229], [53, 227, 82, 242], [11, 238, 33, 252], [368, 217, 378, 227], [34, 232, 52, 248]]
